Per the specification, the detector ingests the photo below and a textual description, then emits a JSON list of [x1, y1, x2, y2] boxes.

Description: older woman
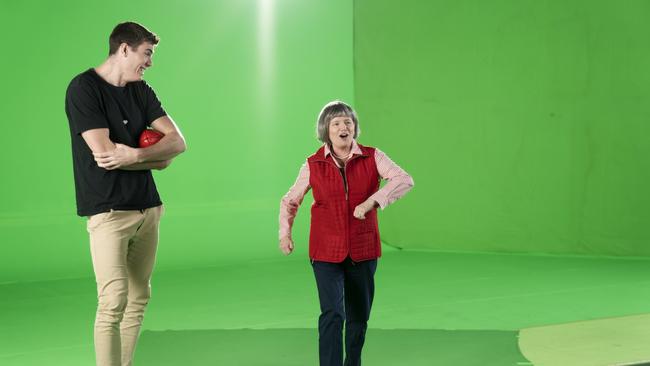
[[279, 100, 414, 366]]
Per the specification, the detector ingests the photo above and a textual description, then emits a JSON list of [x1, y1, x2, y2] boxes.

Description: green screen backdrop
[[354, 0, 650, 256], [1, 0, 650, 284], [0, 0, 353, 282]]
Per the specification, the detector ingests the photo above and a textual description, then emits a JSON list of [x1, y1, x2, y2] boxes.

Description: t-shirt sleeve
[[65, 78, 109, 135], [142, 81, 167, 125]]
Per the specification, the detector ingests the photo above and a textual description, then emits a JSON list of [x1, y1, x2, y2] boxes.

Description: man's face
[[123, 42, 155, 82]]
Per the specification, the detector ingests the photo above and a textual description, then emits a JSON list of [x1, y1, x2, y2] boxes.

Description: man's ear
[[120, 43, 129, 57]]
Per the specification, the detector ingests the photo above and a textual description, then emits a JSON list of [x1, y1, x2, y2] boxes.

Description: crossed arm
[[81, 116, 186, 171]]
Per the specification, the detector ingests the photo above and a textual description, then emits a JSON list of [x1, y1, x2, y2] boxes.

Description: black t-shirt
[[65, 68, 167, 216]]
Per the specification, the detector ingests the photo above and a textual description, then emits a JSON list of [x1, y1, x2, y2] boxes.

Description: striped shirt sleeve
[[279, 161, 311, 239], [368, 148, 414, 209]]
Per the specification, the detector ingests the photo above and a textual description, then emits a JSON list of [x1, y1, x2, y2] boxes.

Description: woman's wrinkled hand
[[279, 236, 294, 255], [353, 199, 377, 220]]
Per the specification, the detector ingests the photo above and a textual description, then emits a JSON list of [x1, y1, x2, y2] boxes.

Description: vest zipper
[[325, 152, 363, 261], [339, 167, 348, 201], [332, 155, 359, 201]]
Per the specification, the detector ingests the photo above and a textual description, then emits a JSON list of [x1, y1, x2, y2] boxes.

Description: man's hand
[[93, 143, 140, 170], [353, 199, 377, 220], [279, 236, 294, 255]]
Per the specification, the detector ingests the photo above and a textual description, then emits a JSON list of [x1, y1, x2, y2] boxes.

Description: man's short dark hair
[[109, 21, 159, 55]]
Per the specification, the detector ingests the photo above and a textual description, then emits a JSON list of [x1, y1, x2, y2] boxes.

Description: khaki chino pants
[[87, 205, 163, 366]]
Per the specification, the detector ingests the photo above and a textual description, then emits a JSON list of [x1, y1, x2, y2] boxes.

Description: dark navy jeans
[[312, 257, 377, 366]]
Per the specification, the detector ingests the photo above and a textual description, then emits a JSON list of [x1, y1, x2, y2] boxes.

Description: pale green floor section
[[2, 249, 650, 365], [520, 314, 650, 366]]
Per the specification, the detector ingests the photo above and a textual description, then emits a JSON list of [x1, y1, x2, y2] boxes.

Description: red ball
[[139, 129, 164, 148]]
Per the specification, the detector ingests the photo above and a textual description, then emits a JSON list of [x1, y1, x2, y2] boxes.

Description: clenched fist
[[279, 236, 294, 255], [353, 199, 377, 220]]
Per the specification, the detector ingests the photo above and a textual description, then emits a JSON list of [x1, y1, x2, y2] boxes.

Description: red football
[[139, 129, 164, 148]]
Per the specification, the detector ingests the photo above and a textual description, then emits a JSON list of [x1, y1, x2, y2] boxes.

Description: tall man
[[65, 22, 186, 366]]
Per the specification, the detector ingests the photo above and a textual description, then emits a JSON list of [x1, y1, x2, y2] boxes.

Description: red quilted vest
[[307, 144, 381, 262]]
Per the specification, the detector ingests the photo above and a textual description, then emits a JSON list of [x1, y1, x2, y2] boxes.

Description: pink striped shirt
[[279, 140, 414, 239]]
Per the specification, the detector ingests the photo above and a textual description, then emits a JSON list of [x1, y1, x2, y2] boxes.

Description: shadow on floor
[[136, 328, 529, 366]]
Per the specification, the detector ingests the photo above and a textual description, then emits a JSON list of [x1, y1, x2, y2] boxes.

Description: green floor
[[520, 314, 650, 366], [2, 249, 650, 365]]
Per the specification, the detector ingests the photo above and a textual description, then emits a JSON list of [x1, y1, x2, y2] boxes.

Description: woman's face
[[328, 116, 355, 148]]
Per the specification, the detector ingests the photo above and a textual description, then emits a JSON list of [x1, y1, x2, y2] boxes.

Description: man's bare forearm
[[135, 132, 186, 163], [120, 160, 171, 171]]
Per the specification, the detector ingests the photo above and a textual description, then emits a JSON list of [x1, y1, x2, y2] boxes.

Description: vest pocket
[[353, 213, 377, 234]]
